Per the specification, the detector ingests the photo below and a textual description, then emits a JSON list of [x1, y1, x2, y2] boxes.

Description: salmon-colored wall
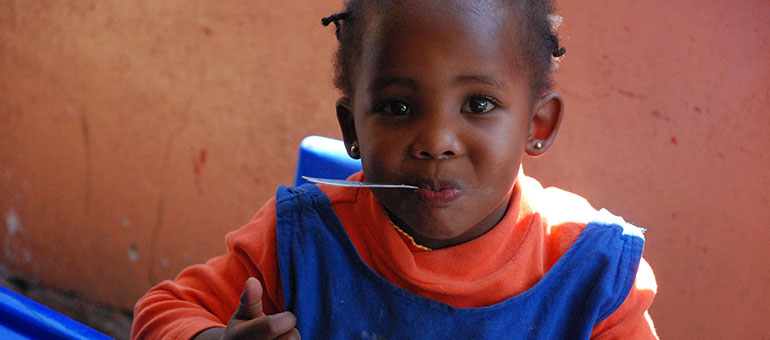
[[524, 1, 770, 338], [0, 0, 344, 313], [0, 1, 767, 339]]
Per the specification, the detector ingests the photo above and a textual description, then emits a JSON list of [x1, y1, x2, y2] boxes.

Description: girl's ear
[[526, 92, 564, 157], [336, 96, 360, 159]]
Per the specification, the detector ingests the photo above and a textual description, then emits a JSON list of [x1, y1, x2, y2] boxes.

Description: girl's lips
[[415, 187, 462, 206], [412, 179, 463, 206]]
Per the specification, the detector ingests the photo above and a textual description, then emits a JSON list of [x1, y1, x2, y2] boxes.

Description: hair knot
[[321, 12, 351, 40], [549, 34, 566, 58]]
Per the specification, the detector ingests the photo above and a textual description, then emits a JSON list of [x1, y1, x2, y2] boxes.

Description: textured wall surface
[[0, 0, 344, 311], [1, 1, 768, 339], [523, 1, 770, 339]]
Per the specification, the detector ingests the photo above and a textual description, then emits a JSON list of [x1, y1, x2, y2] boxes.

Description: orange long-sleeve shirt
[[131, 172, 658, 339]]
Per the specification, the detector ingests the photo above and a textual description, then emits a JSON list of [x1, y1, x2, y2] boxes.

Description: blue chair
[[0, 286, 112, 340], [293, 136, 362, 186]]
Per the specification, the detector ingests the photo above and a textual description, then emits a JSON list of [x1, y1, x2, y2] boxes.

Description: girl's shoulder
[[520, 174, 647, 274], [519, 173, 602, 261], [518, 173, 597, 227]]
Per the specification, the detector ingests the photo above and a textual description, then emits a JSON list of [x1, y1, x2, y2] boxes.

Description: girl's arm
[[130, 198, 285, 340], [591, 258, 659, 339]]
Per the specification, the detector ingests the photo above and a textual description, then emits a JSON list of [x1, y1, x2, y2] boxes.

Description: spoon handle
[[302, 176, 419, 189]]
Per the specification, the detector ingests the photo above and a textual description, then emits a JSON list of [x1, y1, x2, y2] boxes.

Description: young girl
[[131, 0, 657, 339]]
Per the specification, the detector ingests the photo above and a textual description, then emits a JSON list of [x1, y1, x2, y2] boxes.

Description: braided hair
[[322, 0, 566, 98]]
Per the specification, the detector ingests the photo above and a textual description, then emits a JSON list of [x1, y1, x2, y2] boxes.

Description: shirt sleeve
[[590, 257, 659, 339], [130, 198, 284, 340]]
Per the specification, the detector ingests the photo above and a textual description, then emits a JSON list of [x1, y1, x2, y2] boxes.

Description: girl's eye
[[377, 101, 411, 116], [462, 97, 496, 114]]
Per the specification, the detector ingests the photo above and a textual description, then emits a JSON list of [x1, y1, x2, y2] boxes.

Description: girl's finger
[[231, 277, 265, 320]]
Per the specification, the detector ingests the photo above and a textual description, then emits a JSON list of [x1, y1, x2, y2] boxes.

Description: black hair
[[322, 0, 566, 98]]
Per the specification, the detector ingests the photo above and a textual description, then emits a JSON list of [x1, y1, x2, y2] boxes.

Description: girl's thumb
[[232, 277, 265, 320]]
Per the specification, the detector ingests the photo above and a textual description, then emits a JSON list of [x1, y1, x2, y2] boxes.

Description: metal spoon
[[302, 176, 419, 189]]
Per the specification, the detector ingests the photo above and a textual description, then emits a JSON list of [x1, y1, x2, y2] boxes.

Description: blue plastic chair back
[[0, 286, 112, 340], [293, 136, 362, 186]]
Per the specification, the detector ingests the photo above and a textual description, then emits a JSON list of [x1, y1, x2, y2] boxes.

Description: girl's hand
[[225, 277, 300, 340], [194, 277, 300, 340]]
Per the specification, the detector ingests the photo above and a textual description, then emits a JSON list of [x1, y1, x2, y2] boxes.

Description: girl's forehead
[[352, 0, 530, 96]]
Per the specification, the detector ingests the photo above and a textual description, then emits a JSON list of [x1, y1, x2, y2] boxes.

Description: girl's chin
[[385, 202, 484, 247]]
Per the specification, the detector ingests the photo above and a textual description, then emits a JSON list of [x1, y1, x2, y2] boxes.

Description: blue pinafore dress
[[275, 184, 645, 339]]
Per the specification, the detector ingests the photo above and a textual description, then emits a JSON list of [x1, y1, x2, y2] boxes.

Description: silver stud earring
[[534, 141, 543, 150], [350, 144, 359, 155]]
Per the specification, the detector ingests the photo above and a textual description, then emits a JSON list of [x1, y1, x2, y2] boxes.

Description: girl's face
[[337, 0, 562, 249]]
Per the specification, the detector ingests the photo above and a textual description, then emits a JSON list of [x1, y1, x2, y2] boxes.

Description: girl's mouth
[[413, 179, 463, 206]]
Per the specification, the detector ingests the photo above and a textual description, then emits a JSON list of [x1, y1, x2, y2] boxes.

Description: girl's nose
[[409, 112, 464, 160]]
